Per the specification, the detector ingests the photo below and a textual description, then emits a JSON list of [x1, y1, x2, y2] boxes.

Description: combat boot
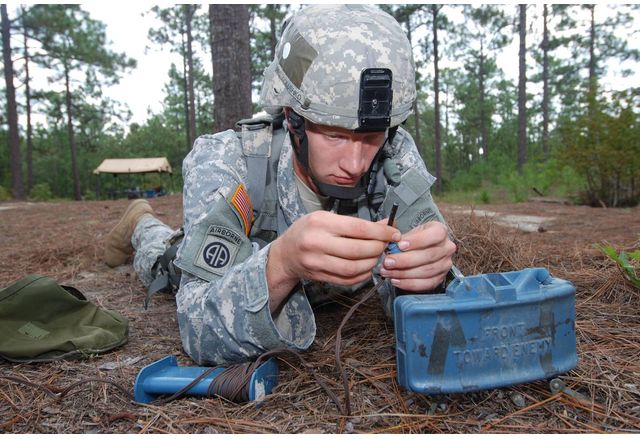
[[104, 199, 154, 267]]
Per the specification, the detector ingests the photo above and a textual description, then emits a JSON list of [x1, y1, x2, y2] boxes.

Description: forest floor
[[1, 194, 639, 433]]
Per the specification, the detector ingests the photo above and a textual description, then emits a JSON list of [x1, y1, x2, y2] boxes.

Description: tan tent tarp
[[93, 157, 172, 174]]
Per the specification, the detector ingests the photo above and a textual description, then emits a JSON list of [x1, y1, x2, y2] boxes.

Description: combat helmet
[[260, 4, 416, 131], [259, 5, 416, 201]]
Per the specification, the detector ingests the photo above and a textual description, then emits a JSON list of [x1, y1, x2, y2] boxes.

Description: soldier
[[104, 4, 456, 366]]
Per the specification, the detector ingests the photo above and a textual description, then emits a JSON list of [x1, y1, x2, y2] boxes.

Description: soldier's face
[[298, 121, 385, 192]]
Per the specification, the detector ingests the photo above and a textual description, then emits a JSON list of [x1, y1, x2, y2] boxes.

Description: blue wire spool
[[133, 355, 279, 403]]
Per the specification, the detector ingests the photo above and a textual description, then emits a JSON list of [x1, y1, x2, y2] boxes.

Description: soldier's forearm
[[265, 239, 301, 314]]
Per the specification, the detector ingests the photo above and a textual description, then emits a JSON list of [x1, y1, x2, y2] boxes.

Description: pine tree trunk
[[478, 41, 488, 160], [517, 4, 527, 174], [181, 32, 191, 152], [432, 5, 442, 194], [587, 4, 597, 117], [210, 4, 253, 132], [2, 5, 24, 199], [207, 9, 214, 128], [185, 5, 197, 146], [541, 4, 550, 160], [64, 63, 81, 201], [444, 81, 450, 162], [267, 5, 277, 58], [23, 21, 34, 192]]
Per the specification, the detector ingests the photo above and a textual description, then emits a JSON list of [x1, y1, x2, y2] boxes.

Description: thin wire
[[334, 281, 383, 416]]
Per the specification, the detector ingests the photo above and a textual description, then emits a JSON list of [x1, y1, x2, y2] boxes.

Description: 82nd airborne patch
[[194, 225, 243, 276]]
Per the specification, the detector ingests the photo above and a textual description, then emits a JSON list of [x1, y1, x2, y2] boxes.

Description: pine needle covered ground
[[1, 195, 638, 433]]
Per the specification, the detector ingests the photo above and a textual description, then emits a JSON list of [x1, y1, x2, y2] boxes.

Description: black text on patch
[[194, 226, 242, 276], [411, 208, 432, 228]]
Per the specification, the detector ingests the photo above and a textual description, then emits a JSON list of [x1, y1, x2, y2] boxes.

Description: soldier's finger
[[321, 236, 389, 260], [388, 272, 448, 292], [299, 253, 379, 283], [382, 245, 453, 271], [380, 258, 452, 280], [307, 211, 399, 242]]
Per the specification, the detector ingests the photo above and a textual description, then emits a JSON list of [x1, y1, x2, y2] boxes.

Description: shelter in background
[[93, 157, 173, 200]]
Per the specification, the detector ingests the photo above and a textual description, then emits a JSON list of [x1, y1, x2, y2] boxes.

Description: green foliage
[[498, 159, 583, 202], [447, 162, 486, 192], [249, 5, 290, 94], [120, 114, 186, 168], [148, 5, 208, 50], [441, 155, 584, 204], [0, 185, 11, 201], [557, 94, 639, 207], [25, 6, 136, 77], [595, 243, 640, 289], [0, 130, 9, 189], [479, 190, 491, 204], [19, 5, 136, 200], [162, 62, 214, 143], [29, 183, 53, 201]]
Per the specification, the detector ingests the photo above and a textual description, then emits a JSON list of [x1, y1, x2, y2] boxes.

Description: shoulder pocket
[[175, 196, 253, 283], [381, 168, 442, 232]]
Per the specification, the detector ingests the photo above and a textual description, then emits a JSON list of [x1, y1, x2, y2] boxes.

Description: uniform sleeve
[[173, 132, 315, 366], [375, 128, 448, 319]]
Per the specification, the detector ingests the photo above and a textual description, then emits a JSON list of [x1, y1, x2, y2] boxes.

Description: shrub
[[0, 185, 10, 201], [29, 183, 53, 201], [479, 190, 491, 204], [557, 99, 639, 207]]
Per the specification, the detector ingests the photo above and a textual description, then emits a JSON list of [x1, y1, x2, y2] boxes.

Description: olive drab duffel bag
[[0, 275, 129, 362]]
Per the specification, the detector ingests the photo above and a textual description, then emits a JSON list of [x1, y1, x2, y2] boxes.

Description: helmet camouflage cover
[[260, 4, 416, 131]]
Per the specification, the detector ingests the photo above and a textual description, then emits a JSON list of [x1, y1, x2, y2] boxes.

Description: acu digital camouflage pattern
[[129, 123, 444, 366], [126, 4, 444, 366], [175, 130, 315, 366], [260, 4, 416, 130], [132, 215, 174, 288]]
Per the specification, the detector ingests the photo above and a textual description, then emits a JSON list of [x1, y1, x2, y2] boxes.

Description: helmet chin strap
[[287, 111, 386, 201]]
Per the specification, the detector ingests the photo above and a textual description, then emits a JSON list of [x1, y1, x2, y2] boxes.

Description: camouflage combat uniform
[[130, 125, 444, 366], [132, 216, 174, 288], [130, 4, 446, 366]]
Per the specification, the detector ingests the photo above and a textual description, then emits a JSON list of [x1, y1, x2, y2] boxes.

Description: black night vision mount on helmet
[[357, 68, 393, 132]]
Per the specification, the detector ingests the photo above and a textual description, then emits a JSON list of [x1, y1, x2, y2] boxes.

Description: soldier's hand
[[378, 221, 456, 292], [268, 210, 400, 292]]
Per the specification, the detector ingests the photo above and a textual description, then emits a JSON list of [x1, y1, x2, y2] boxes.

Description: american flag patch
[[230, 183, 253, 235]]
